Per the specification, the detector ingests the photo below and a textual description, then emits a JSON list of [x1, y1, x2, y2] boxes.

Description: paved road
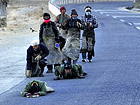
[[1, 1, 140, 105]]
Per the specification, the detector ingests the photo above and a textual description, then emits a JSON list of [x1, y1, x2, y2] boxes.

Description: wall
[[51, 0, 132, 5]]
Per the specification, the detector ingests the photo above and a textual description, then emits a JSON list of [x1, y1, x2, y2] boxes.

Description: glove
[[88, 23, 92, 27], [59, 24, 62, 28], [32, 93, 40, 97], [56, 23, 60, 27], [77, 22, 82, 28], [55, 43, 60, 48], [88, 23, 94, 29], [26, 70, 31, 77], [35, 55, 42, 61], [33, 93, 39, 95], [26, 93, 32, 98]]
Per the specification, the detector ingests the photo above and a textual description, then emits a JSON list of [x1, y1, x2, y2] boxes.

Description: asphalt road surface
[[0, 1, 140, 105]]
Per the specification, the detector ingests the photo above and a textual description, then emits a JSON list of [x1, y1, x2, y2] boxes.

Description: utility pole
[[133, 0, 140, 9], [0, 0, 9, 27]]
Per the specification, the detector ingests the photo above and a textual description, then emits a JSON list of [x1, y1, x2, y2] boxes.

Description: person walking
[[62, 9, 83, 65], [39, 13, 62, 73], [81, 6, 98, 62], [55, 6, 70, 39]]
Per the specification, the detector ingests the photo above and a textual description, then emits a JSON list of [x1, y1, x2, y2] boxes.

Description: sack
[[59, 36, 66, 50], [25, 61, 41, 77], [31, 61, 41, 77]]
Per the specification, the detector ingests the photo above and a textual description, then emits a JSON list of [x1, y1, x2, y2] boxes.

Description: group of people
[[25, 5, 98, 79], [23, 5, 98, 98]]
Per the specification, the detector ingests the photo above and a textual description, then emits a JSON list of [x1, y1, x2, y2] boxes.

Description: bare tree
[[0, 0, 9, 27], [133, 0, 140, 9]]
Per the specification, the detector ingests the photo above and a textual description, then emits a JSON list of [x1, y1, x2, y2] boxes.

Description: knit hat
[[60, 6, 66, 12], [71, 9, 78, 16], [43, 13, 51, 20], [64, 63, 72, 69], [30, 40, 39, 46], [85, 6, 92, 12]]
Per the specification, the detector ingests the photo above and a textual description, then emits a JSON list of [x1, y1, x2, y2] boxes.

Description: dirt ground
[[0, 1, 57, 94], [0, 0, 55, 45]]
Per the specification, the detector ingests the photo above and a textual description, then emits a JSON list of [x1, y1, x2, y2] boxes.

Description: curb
[[118, 7, 140, 13], [49, 1, 60, 16]]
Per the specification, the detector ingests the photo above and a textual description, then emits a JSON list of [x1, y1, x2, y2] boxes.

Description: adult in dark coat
[[39, 13, 62, 73], [39, 13, 59, 44], [26, 40, 49, 77], [62, 9, 83, 65]]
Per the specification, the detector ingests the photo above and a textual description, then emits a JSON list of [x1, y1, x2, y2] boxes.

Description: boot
[[77, 75, 85, 79], [39, 73, 44, 77], [26, 70, 31, 77], [83, 72, 87, 76], [53, 76, 62, 80], [82, 59, 86, 62], [46, 69, 53, 73]]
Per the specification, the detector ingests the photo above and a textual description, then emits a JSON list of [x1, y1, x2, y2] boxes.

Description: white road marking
[[113, 16, 117, 18], [128, 22, 132, 25], [93, 10, 125, 12], [136, 27, 140, 29], [95, 9, 140, 30], [113, 16, 140, 18], [133, 23, 140, 25], [100, 12, 135, 14], [100, 12, 103, 14], [106, 14, 110, 16], [120, 19, 125, 22]]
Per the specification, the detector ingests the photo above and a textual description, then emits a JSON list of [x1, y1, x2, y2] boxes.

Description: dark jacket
[[26, 43, 49, 70], [39, 21, 59, 43], [81, 14, 98, 37], [62, 17, 83, 31], [59, 36, 66, 50], [21, 80, 47, 96]]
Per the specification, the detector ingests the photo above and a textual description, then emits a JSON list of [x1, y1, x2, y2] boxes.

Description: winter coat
[[55, 64, 84, 79], [26, 43, 49, 70], [55, 14, 70, 39], [62, 18, 83, 60], [39, 21, 62, 65], [39, 21, 59, 43], [21, 80, 47, 96], [81, 14, 98, 52]]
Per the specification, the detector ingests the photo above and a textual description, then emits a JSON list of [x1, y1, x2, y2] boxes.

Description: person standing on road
[[81, 6, 98, 62], [55, 7, 70, 63], [26, 40, 49, 77], [62, 9, 83, 64], [21, 80, 54, 98], [55, 6, 70, 39], [39, 13, 62, 73]]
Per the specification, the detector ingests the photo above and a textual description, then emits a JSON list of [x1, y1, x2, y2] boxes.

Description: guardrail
[[49, 0, 60, 16], [49, 0, 132, 16], [50, 0, 132, 5]]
